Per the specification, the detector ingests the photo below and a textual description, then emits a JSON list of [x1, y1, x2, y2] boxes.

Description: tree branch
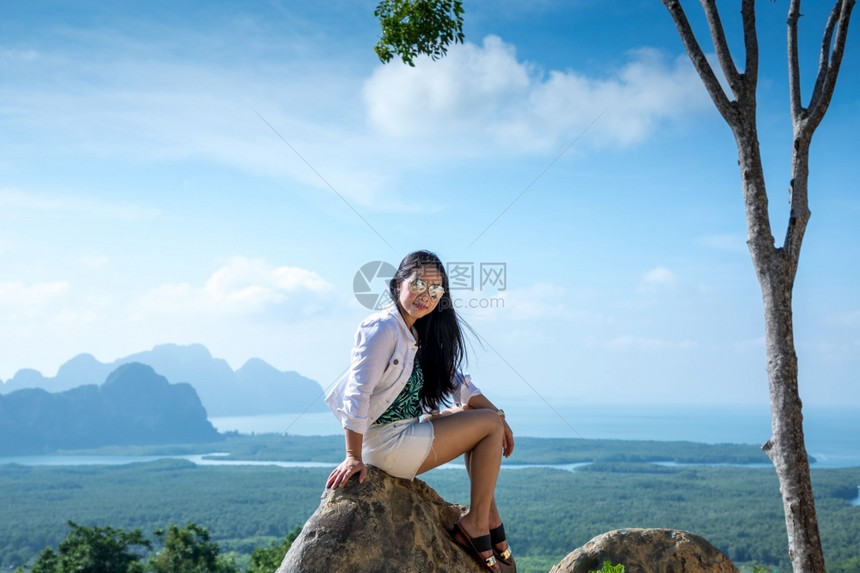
[[741, 0, 758, 95], [784, 0, 854, 283], [788, 0, 804, 120], [808, 3, 841, 112], [701, 0, 743, 96], [661, 0, 737, 124], [805, 0, 856, 135]]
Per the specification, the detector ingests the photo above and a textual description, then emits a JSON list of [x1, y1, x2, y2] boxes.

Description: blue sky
[[1, 0, 858, 407]]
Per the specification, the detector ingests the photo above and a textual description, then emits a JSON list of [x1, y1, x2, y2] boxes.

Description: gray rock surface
[[278, 472, 737, 573], [276, 466, 488, 573], [549, 528, 739, 573]]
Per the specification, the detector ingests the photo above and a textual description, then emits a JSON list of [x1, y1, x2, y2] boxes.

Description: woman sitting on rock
[[325, 250, 515, 572]]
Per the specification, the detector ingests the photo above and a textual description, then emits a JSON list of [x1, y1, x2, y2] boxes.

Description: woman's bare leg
[[465, 451, 507, 554], [417, 409, 504, 554]]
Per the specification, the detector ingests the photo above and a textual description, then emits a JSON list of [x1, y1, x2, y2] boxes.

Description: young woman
[[325, 250, 515, 572]]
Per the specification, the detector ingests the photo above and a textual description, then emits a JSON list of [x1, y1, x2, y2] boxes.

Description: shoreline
[[3, 435, 859, 469]]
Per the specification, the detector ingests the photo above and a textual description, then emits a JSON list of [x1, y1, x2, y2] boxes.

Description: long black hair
[[388, 250, 467, 411]]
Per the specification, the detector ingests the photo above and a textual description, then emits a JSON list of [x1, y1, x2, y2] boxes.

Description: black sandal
[[450, 522, 499, 572], [490, 524, 516, 570]]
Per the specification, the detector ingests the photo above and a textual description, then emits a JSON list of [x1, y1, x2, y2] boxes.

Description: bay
[[4, 402, 856, 469], [0, 453, 334, 468], [211, 400, 860, 468]]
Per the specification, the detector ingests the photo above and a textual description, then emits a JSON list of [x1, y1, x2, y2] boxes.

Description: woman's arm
[[325, 429, 367, 489], [337, 317, 399, 434], [326, 314, 405, 488], [467, 394, 515, 458]]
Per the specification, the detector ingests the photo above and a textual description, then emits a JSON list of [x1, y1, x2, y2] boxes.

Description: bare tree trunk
[[759, 275, 824, 572], [732, 118, 825, 572], [660, 1, 855, 571]]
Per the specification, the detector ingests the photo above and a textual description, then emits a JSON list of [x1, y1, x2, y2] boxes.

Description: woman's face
[[397, 265, 445, 326]]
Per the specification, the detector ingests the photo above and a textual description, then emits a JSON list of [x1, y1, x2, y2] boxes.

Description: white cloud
[[0, 60, 401, 210], [0, 279, 112, 335], [364, 36, 531, 137], [363, 37, 710, 151], [137, 257, 337, 318], [0, 280, 69, 304], [0, 280, 70, 317], [2, 29, 709, 213], [0, 258, 353, 381], [639, 266, 678, 293]]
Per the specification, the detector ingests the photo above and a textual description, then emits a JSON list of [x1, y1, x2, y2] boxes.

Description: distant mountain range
[[0, 344, 328, 416], [0, 363, 220, 455]]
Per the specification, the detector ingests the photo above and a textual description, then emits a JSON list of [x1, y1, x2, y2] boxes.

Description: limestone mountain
[[0, 363, 220, 455], [0, 343, 327, 416]]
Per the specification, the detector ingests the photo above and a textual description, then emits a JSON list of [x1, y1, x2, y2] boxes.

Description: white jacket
[[325, 304, 482, 434]]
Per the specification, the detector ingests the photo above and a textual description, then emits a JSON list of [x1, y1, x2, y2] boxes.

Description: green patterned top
[[373, 360, 424, 425]]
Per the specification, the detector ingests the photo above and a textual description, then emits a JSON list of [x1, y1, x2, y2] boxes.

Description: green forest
[[1, 437, 858, 572], [55, 433, 777, 465]]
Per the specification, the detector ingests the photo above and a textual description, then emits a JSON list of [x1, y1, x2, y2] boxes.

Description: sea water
[[3, 401, 855, 470], [210, 400, 860, 468]]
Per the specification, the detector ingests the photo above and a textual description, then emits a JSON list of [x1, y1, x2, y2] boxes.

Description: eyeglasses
[[408, 278, 445, 300]]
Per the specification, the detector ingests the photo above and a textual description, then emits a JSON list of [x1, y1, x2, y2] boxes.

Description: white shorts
[[363, 417, 435, 480]]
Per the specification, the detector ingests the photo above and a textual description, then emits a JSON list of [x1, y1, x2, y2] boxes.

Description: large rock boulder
[[550, 528, 738, 573], [276, 466, 488, 572]]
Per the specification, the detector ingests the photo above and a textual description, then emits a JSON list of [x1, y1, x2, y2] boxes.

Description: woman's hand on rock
[[326, 455, 367, 489]]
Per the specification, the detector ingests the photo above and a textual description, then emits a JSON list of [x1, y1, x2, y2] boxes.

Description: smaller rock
[[549, 528, 738, 573]]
